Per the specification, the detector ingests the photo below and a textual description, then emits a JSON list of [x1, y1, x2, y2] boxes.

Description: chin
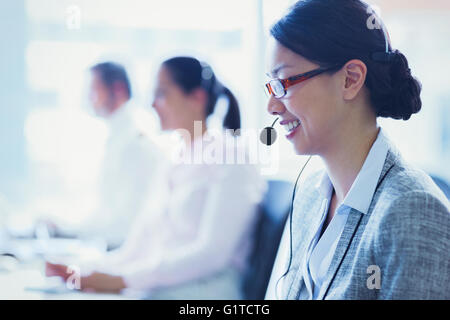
[[292, 139, 312, 156], [293, 145, 309, 155], [158, 121, 168, 131]]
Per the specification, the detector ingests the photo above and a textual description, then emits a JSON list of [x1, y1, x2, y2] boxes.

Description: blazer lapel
[[316, 146, 398, 300], [284, 195, 328, 299], [316, 208, 364, 300]]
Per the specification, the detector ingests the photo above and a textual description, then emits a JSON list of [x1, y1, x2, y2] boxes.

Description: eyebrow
[[266, 64, 293, 78]]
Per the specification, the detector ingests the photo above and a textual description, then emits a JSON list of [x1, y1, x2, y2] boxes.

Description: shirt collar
[[107, 100, 138, 138], [315, 127, 390, 214]]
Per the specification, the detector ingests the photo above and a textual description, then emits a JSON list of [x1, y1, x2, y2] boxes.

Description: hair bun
[[391, 50, 412, 78], [376, 50, 422, 120]]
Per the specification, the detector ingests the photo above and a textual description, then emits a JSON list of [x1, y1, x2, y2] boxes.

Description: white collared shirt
[[266, 127, 389, 299], [80, 132, 267, 291], [82, 100, 166, 246]]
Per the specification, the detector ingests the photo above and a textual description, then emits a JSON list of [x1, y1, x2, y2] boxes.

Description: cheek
[[285, 84, 340, 145], [96, 89, 110, 106], [158, 98, 181, 127], [285, 86, 329, 130]]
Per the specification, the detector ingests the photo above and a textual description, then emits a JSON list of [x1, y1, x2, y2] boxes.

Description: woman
[[46, 57, 266, 299], [264, 0, 449, 299]]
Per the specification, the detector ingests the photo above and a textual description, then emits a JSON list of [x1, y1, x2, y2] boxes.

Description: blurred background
[[0, 0, 449, 243]]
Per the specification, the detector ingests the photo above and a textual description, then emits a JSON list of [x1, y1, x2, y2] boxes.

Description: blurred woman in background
[[46, 56, 266, 299]]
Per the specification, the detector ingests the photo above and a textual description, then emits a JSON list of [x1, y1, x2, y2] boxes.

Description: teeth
[[283, 120, 301, 132]]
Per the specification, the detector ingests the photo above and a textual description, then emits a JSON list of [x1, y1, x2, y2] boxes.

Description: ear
[[189, 88, 208, 111], [112, 81, 128, 98], [341, 59, 367, 101]]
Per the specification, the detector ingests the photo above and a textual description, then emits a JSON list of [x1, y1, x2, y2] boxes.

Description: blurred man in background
[[79, 62, 164, 248]]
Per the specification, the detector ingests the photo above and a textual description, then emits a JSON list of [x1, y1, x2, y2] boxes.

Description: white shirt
[[265, 127, 389, 299], [82, 101, 166, 246], [81, 132, 267, 291]]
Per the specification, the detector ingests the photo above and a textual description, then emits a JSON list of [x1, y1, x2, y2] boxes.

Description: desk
[[0, 238, 138, 300], [0, 267, 134, 300]]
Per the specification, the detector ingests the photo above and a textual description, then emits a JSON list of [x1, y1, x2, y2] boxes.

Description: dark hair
[[271, 0, 421, 120], [162, 56, 241, 130], [91, 62, 132, 99]]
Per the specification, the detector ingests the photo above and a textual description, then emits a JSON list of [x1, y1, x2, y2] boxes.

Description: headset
[[260, 118, 312, 298]]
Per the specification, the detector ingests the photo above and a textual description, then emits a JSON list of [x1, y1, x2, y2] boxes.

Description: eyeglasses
[[265, 65, 341, 99]]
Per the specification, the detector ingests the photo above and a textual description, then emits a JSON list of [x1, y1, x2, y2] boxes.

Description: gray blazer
[[282, 140, 450, 299]]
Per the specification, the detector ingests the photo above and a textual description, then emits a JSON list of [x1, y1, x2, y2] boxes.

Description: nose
[[267, 95, 286, 116], [151, 98, 157, 109]]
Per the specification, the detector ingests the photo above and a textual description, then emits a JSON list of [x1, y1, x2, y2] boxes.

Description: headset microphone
[[259, 117, 315, 298], [260, 117, 279, 146]]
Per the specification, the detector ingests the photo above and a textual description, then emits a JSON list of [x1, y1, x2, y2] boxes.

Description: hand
[[80, 272, 126, 293], [45, 262, 71, 281]]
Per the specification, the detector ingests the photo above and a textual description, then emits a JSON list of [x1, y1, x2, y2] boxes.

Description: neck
[[321, 119, 379, 204], [182, 119, 207, 147], [107, 97, 128, 117]]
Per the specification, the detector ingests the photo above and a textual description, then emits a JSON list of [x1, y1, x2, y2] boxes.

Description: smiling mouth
[[281, 119, 301, 134]]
